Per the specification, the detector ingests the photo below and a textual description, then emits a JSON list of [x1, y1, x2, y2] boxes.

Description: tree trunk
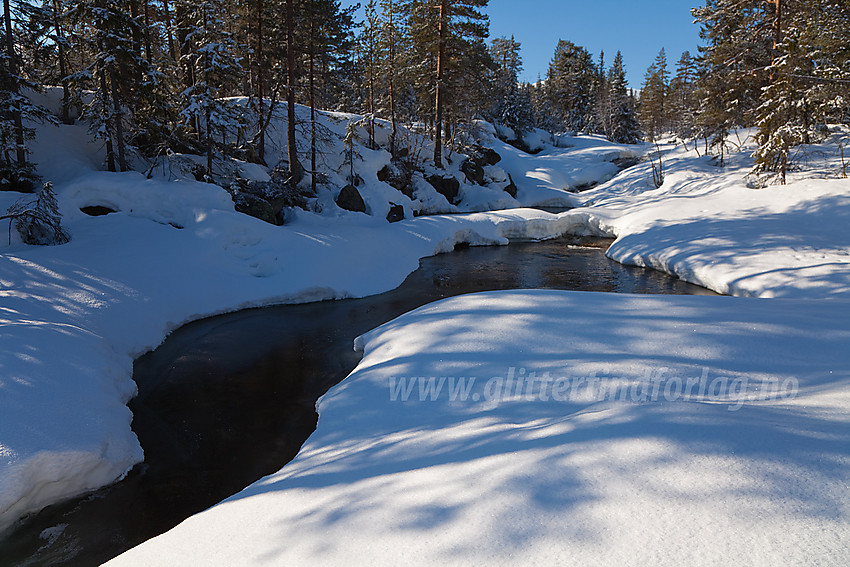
[[388, 1, 397, 156], [433, 0, 447, 168], [163, 0, 177, 62], [770, 0, 782, 83], [309, 19, 317, 194], [3, 0, 26, 164], [142, 0, 152, 62], [128, 0, 143, 86], [256, 0, 266, 163], [367, 29, 375, 150], [285, 0, 302, 182], [206, 108, 213, 174], [52, 0, 72, 125], [100, 71, 116, 172], [109, 66, 128, 172]]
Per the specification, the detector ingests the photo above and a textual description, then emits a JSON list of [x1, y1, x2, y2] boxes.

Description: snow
[[106, 290, 850, 566], [493, 131, 641, 208], [0, 112, 599, 534], [570, 129, 850, 298], [3, 94, 850, 567]]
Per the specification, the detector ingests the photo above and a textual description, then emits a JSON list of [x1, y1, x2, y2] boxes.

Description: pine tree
[[298, 0, 355, 192], [176, 0, 243, 174], [360, 0, 379, 149], [378, 0, 406, 155], [68, 0, 160, 172], [405, 0, 489, 167], [284, 0, 301, 182], [48, 0, 73, 125]]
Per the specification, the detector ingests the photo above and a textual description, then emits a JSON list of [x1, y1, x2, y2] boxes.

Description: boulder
[[336, 184, 367, 213], [460, 159, 485, 185], [504, 173, 518, 198], [379, 162, 415, 198], [472, 147, 502, 166], [234, 193, 279, 225], [386, 203, 405, 223], [426, 174, 460, 204]]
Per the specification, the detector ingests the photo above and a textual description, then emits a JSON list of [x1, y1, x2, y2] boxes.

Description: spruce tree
[[752, 0, 850, 183], [1, 0, 48, 190], [607, 51, 640, 144], [669, 51, 697, 140], [489, 36, 532, 136], [545, 39, 596, 133], [639, 48, 669, 140], [692, 0, 773, 163]]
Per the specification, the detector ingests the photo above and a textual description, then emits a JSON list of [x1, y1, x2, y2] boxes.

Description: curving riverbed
[[0, 236, 715, 566]]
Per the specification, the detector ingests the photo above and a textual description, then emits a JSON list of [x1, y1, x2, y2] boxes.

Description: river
[[0, 236, 715, 566]]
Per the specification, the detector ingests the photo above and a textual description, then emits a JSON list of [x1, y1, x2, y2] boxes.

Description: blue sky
[[488, 0, 703, 87], [342, 0, 704, 89]]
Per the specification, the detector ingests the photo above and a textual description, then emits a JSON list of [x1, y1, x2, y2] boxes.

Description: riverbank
[[108, 290, 850, 566], [107, 129, 850, 565], [2, 124, 849, 560]]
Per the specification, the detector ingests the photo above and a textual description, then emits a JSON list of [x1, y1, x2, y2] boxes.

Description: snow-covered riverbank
[[107, 290, 850, 566], [3, 120, 849, 564]]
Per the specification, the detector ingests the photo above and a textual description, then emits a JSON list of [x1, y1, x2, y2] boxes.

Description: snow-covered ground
[[0, 113, 611, 535], [2, 107, 850, 565], [106, 290, 850, 566]]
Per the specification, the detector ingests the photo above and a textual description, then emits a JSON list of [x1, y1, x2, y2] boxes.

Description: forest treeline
[[1, 0, 849, 193]]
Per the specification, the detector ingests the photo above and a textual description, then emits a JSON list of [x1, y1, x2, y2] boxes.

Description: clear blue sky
[[342, 0, 704, 89]]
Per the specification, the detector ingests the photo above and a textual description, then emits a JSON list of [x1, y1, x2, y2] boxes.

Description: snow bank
[[569, 130, 850, 298], [0, 171, 591, 534], [493, 133, 641, 208], [4, 97, 850, 555], [2, 100, 645, 533], [106, 290, 850, 566]]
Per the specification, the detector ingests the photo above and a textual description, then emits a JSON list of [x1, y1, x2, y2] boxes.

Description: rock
[[336, 184, 367, 213], [460, 159, 485, 185], [378, 163, 415, 198], [426, 174, 460, 204], [504, 173, 518, 198], [234, 193, 279, 225], [473, 147, 501, 166], [612, 156, 641, 170], [386, 203, 405, 223]]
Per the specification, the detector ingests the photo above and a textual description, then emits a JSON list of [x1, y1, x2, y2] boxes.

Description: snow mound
[[572, 129, 850, 298], [105, 290, 850, 566]]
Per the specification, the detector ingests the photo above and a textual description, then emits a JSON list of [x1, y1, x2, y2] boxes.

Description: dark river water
[[0, 236, 715, 566]]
